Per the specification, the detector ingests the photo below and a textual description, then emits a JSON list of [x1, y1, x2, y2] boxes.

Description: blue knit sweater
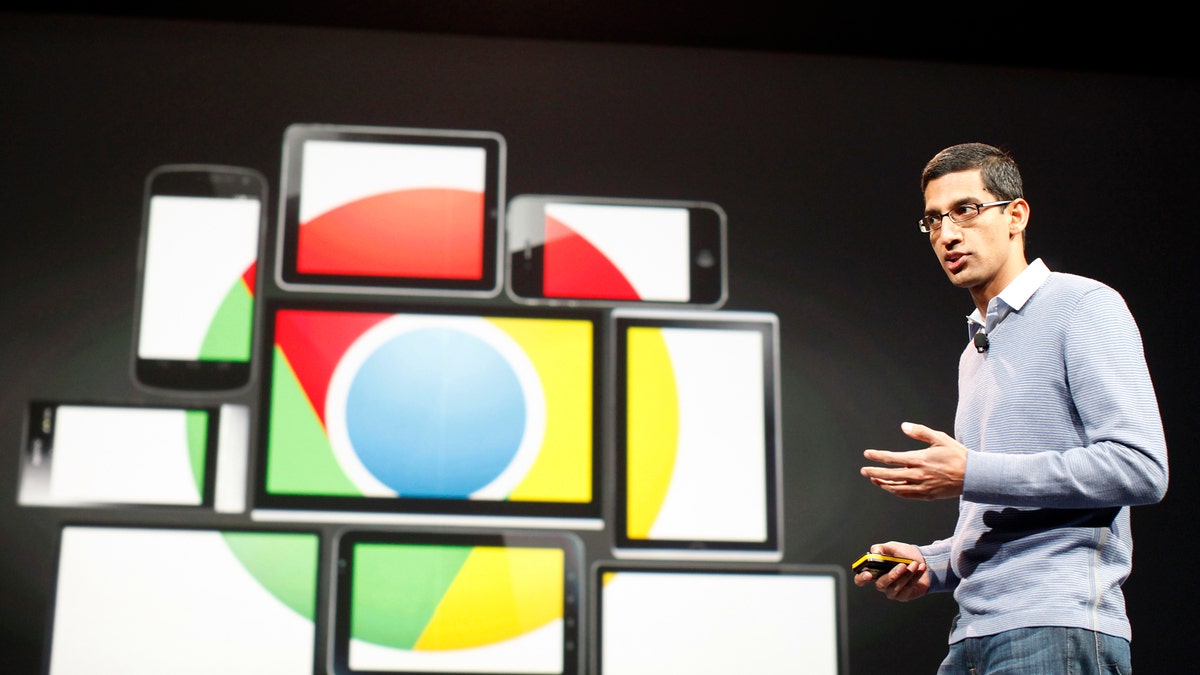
[[918, 260, 1169, 644]]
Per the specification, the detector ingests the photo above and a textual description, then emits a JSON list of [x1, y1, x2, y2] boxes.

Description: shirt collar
[[967, 258, 1051, 333]]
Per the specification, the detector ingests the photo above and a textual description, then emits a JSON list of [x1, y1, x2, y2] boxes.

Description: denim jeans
[[937, 627, 1132, 674]]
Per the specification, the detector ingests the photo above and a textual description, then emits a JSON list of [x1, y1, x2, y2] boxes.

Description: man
[[857, 142, 1168, 673]]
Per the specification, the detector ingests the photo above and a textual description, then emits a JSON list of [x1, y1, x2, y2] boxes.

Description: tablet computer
[[17, 400, 232, 509], [610, 309, 782, 560], [274, 123, 505, 297], [253, 300, 602, 527], [592, 561, 846, 675], [331, 529, 584, 675], [44, 524, 321, 675]]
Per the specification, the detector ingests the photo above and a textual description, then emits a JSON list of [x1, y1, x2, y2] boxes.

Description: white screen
[[651, 327, 767, 540], [599, 570, 839, 675], [543, 203, 689, 301], [623, 324, 771, 546], [138, 194, 260, 361], [47, 405, 205, 505], [49, 527, 318, 675], [299, 140, 486, 224]]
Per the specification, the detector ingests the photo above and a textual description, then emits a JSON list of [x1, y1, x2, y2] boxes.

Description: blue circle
[[344, 326, 526, 497]]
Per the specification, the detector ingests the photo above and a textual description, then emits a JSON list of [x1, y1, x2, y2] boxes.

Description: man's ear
[[1008, 198, 1030, 237]]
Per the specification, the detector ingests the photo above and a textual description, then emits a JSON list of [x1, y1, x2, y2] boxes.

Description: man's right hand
[[853, 541, 930, 602]]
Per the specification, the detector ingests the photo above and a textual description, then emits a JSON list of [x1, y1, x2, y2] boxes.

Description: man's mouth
[[945, 252, 968, 274]]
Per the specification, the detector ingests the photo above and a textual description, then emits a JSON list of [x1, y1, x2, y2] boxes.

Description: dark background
[[2, 5, 1197, 673]]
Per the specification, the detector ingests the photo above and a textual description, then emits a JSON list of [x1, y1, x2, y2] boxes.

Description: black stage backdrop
[[2, 12, 1197, 674]]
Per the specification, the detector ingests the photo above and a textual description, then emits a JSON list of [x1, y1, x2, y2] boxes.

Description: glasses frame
[[918, 200, 1013, 233]]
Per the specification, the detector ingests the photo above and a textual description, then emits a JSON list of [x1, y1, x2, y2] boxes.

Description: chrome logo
[[297, 187, 484, 280], [325, 315, 546, 499], [348, 542, 564, 671], [198, 262, 255, 362], [264, 308, 594, 505]]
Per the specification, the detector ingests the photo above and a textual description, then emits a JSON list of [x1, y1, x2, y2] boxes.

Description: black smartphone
[[131, 164, 267, 391], [505, 195, 726, 308], [851, 553, 914, 577]]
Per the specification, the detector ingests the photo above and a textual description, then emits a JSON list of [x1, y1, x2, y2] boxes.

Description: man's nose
[[933, 216, 964, 243]]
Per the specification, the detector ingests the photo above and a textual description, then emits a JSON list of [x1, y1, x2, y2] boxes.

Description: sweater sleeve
[[963, 285, 1169, 508], [917, 536, 958, 594]]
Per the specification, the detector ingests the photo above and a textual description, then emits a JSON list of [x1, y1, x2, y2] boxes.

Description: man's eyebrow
[[925, 196, 983, 214]]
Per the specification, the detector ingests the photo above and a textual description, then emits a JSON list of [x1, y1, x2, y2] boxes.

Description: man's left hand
[[860, 422, 967, 500]]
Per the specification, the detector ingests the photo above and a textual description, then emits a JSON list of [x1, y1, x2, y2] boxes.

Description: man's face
[[923, 169, 1026, 296]]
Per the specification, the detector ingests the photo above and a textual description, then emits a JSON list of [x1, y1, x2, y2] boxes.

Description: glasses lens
[[948, 204, 980, 222], [918, 217, 935, 232]]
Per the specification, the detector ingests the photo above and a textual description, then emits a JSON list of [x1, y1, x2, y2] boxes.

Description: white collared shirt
[[966, 257, 1052, 341]]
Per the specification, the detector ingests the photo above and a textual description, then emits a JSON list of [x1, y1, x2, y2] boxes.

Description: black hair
[[921, 142, 1023, 202]]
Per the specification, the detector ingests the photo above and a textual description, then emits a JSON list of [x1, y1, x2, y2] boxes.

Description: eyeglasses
[[918, 200, 1013, 233]]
